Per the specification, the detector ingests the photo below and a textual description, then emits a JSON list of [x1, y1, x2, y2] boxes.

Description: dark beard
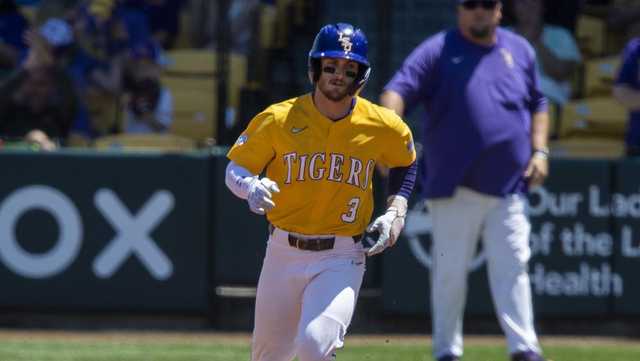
[[320, 85, 350, 102], [469, 25, 492, 39]]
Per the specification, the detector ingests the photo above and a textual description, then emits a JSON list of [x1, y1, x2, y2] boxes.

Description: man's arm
[[380, 90, 406, 117], [524, 111, 550, 188], [613, 84, 640, 111], [225, 160, 280, 215], [366, 161, 417, 256], [531, 111, 549, 153]]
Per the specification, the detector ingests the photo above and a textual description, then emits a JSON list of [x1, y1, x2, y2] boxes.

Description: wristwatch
[[532, 146, 550, 159]]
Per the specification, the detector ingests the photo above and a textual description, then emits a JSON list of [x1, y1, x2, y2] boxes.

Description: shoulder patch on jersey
[[235, 134, 248, 146]]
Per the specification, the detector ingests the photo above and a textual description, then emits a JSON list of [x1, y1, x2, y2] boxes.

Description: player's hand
[[365, 207, 405, 256], [247, 177, 280, 215], [524, 152, 548, 188]]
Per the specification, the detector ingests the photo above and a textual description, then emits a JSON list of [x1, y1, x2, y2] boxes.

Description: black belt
[[269, 223, 362, 251], [288, 235, 335, 251]]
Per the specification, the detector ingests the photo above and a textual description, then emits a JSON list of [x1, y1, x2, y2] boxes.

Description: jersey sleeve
[[615, 39, 640, 88], [524, 40, 548, 114], [383, 34, 441, 115], [379, 112, 417, 168], [227, 111, 276, 175]]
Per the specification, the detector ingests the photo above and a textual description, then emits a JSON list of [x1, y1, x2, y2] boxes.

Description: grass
[[0, 331, 638, 361]]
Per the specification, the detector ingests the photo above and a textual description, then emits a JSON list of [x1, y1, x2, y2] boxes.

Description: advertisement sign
[[0, 152, 211, 312]]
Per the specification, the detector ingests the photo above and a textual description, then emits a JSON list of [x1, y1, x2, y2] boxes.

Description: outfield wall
[[0, 150, 639, 321]]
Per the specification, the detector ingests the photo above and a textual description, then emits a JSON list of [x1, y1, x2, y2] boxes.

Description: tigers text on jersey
[[227, 93, 416, 236]]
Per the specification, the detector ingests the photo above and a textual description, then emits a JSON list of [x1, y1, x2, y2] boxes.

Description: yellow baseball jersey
[[227, 93, 416, 236]]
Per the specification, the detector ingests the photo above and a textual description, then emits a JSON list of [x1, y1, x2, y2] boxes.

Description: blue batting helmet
[[308, 23, 371, 94]]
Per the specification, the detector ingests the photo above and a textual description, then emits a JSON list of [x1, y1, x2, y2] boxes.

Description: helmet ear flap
[[349, 65, 371, 95]]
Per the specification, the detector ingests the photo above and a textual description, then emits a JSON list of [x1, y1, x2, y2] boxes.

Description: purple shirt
[[385, 28, 547, 199], [614, 37, 640, 149]]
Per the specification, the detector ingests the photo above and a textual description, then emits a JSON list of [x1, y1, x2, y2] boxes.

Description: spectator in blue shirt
[[510, 0, 581, 107], [121, 40, 172, 133]]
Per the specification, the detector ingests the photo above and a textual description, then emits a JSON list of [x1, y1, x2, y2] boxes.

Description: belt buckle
[[296, 238, 302, 250]]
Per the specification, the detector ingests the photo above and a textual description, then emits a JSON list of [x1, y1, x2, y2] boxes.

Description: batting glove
[[247, 177, 280, 215], [365, 207, 405, 256]]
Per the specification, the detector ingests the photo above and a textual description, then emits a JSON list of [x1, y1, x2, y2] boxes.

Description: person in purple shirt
[[613, 37, 640, 156], [381, 1, 549, 361]]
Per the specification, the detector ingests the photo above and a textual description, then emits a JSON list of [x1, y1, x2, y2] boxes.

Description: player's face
[[457, 0, 502, 40], [316, 57, 358, 102]]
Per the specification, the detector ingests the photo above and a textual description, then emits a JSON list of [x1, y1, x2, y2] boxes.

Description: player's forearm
[[613, 85, 640, 111], [530, 111, 549, 153], [380, 90, 406, 117], [225, 161, 256, 200], [386, 161, 417, 215]]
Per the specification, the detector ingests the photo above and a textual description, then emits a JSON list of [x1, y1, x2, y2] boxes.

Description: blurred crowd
[[2, 0, 640, 153], [0, 0, 186, 150]]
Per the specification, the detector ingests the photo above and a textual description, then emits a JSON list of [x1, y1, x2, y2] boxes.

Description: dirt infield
[[0, 329, 637, 347]]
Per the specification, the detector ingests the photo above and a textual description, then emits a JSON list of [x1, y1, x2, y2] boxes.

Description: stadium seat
[[93, 133, 196, 151], [559, 97, 627, 137], [161, 50, 247, 143], [576, 14, 626, 57], [161, 76, 216, 94], [164, 49, 216, 76], [170, 87, 218, 143], [550, 136, 624, 158], [163, 50, 248, 95], [582, 56, 620, 97], [577, 15, 606, 56], [173, 10, 194, 49], [259, 3, 278, 49]]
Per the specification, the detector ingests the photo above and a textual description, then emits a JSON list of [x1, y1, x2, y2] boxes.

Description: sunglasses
[[322, 66, 358, 79], [461, 0, 498, 10]]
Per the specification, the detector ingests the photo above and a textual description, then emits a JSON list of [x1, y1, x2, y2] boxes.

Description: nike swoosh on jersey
[[451, 56, 463, 64], [291, 126, 308, 134]]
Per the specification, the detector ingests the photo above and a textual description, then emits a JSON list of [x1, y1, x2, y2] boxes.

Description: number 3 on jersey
[[341, 197, 361, 223]]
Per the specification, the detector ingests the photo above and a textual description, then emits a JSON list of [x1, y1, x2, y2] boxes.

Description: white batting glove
[[247, 177, 280, 215], [365, 207, 405, 256]]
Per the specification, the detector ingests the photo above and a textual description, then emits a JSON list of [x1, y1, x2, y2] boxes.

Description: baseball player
[[225, 23, 417, 361], [381, 1, 549, 361]]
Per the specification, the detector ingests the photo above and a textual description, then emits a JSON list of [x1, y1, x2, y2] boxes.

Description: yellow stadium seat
[[93, 133, 196, 152], [170, 88, 218, 143], [162, 51, 247, 106], [173, 10, 194, 49], [164, 49, 216, 76], [559, 97, 627, 137], [550, 136, 624, 159], [583, 56, 620, 97], [576, 14, 626, 57], [163, 50, 248, 100], [161, 51, 247, 142], [259, 3, 278, 49], [577, 15, 606, 56], [162, 76, 217, 93], [161, 76, 217, 143]]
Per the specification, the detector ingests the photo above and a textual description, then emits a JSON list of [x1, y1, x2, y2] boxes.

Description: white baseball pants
[[428, 187, 541, 359], [251, 227, 366, 361]]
